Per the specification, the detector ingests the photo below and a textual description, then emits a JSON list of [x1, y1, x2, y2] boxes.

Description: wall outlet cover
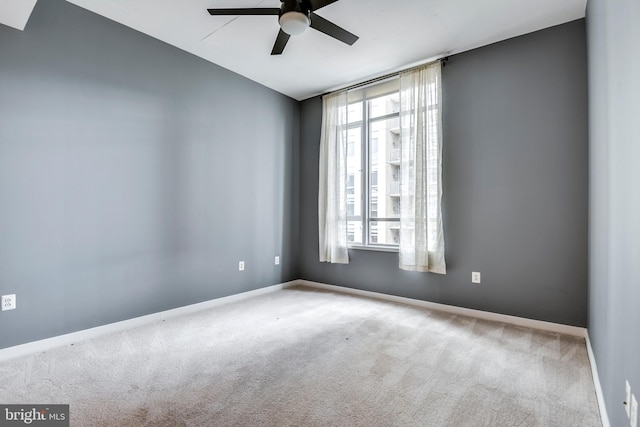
[[238, 261, 245, 271], [275, 256, 280, 265], [472, 272, 481, 283], [1, 294, 16, 311]]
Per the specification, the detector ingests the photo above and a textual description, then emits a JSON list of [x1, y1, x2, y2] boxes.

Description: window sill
[[348, 245, 399, 253]]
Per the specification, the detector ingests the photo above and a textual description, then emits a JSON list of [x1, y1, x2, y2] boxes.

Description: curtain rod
[[320, 56, 449, 98]]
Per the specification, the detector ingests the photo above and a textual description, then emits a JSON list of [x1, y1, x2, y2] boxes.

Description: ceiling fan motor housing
[[279, 0, 311, 35]]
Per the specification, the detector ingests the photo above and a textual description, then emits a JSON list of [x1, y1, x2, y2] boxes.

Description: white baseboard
[[293, 279, 587, 337], [0, 281, 296, 363], [3, 277, 606, 426], [0, 278, 590, 360], [585, 334, 611, 427]]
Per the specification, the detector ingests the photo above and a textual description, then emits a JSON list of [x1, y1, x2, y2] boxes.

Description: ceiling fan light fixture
[[279, 11, 310, 36]]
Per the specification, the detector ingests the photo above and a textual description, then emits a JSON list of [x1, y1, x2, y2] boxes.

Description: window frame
[[346, 89, 401, 252]]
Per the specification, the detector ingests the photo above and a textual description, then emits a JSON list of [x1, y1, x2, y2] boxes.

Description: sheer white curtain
[[318, 90, 349, 264], [399, 61, 446, 273]]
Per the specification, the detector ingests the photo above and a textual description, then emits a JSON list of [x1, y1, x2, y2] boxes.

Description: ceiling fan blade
[[207, 8, 280, 16], [309, 0, 339, 11], [309, 13, 358, 46], [271, 29, 291, 55]]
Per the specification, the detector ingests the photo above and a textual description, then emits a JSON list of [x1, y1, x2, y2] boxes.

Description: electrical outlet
[[472, 272, 481, 283], [238, 261, 245, 271], [627, 381, 632, 418], [631, 394, 638, 427], [1, 294, 16, 311], [275, 256, 280, 265]]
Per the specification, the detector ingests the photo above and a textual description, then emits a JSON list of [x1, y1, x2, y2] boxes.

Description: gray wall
[[0, 0, 299, 349], [587, 0, 640, 425], [0, 1, 592, 354], [299, 20, 588, 327]]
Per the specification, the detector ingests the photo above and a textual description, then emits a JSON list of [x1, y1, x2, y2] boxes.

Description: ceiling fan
[[207, 0, 359, 55]]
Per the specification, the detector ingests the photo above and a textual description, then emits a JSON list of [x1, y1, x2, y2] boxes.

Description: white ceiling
[[61, 0, 586, 100]]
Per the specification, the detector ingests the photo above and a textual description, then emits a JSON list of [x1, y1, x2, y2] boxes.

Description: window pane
[[346, 122, 364, 243], [347, 127, 362, 206], [369, 117, 400, 219], [348, 102, 363, 124], [369, 93, 400, 119], [369, 221, 400, 245], [348, 220, 363, 244]]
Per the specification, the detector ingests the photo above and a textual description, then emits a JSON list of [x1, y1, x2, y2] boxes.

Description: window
[[318, 61, 445, 272], [346, 86, 401, 249]]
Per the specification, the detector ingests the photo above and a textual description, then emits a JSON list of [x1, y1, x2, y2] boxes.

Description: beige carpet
[[0, 285, 601, 426]]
